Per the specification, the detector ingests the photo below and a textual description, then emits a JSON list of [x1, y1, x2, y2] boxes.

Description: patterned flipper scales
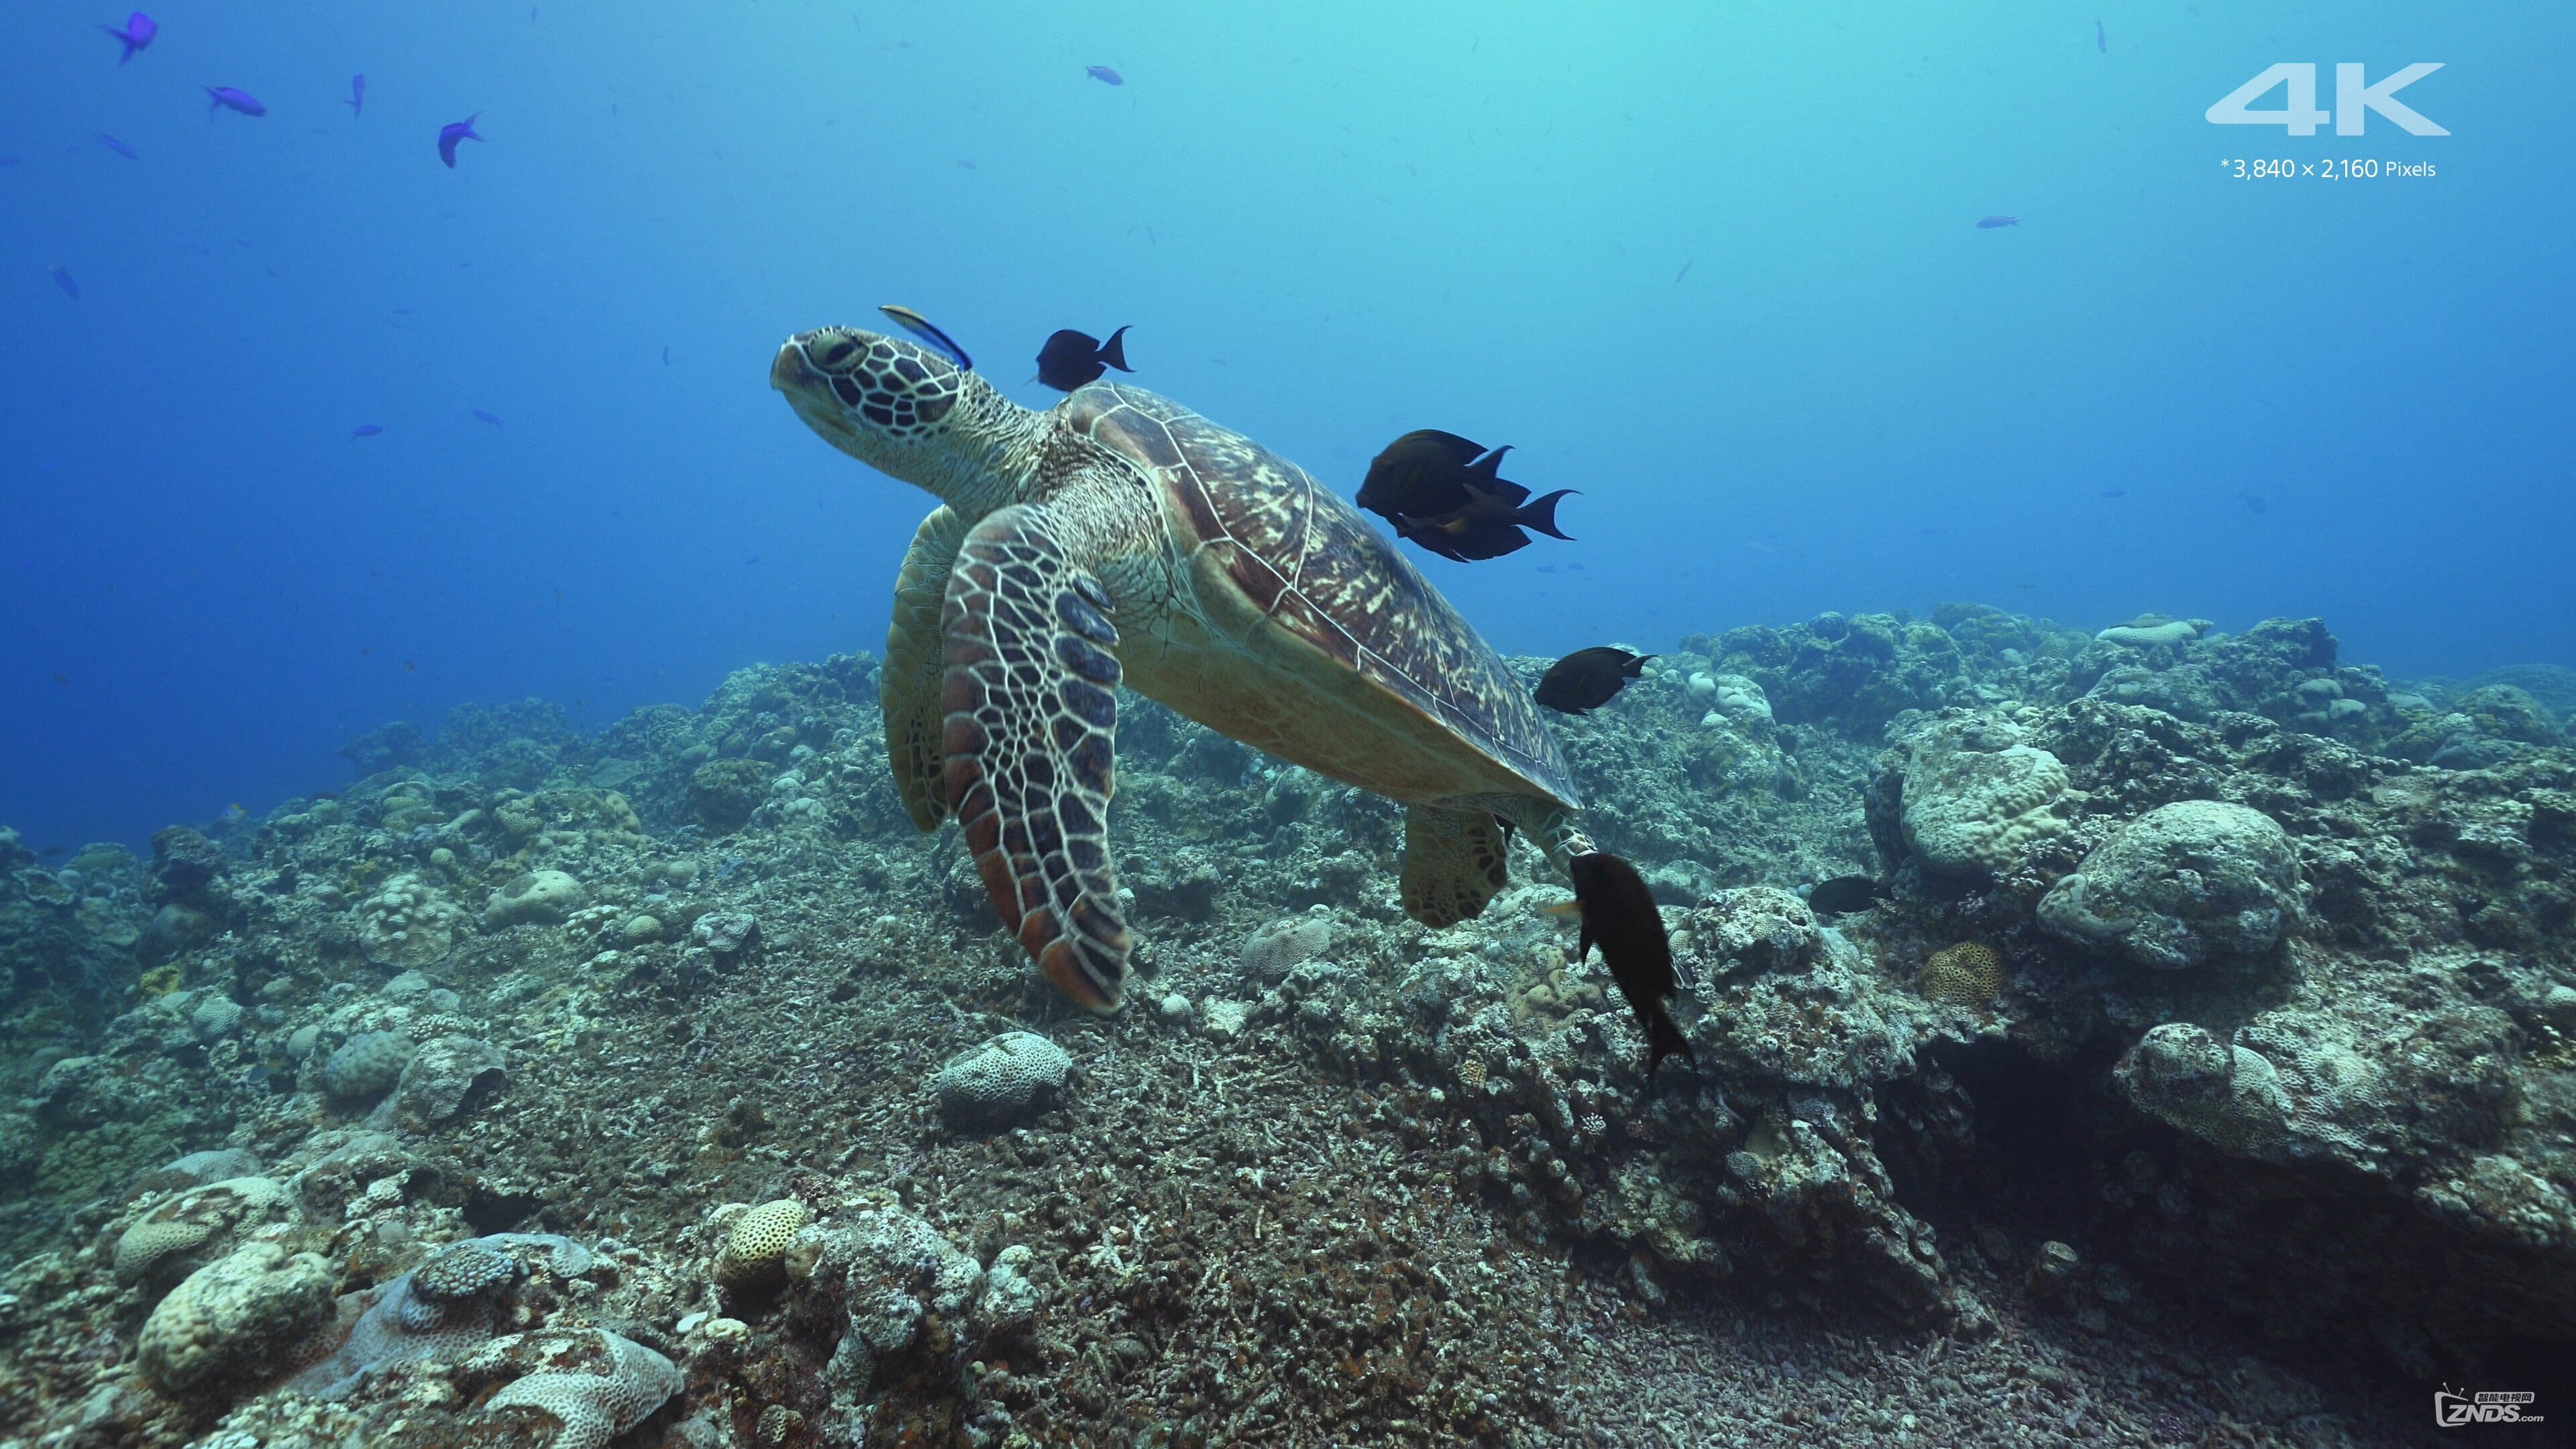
[[941, 505, 1131, 1011]]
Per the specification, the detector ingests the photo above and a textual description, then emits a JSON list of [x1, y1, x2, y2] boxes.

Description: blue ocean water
[[4, 1, 2568, 849]]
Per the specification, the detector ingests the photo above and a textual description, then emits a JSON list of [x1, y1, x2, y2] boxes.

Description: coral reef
[[933, 1031, 1075, 1130], [2037, 799, 2303, 969], [2, 604, 2571, 1447]]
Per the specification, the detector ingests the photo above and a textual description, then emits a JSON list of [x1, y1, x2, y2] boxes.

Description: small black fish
[[1035, 325, 1130, 391], [1976, 215, 2019, 229], [1806, 875, 1886, 916], [1356, 429, 1574, 562], [1534, 647, 1652, 714], [1562, 853, 1694, 1085], [2096, 17, 2107, 52]]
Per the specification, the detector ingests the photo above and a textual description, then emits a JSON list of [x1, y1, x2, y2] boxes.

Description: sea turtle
[[769, 326, 1658, 1021]]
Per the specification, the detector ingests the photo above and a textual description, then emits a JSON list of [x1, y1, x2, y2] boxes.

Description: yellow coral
[[137, 965, 182, 999], [1456, 1057, 1487, 1091], [1919, 943, 2008, 1006], [714, 1199, 809, 1291]]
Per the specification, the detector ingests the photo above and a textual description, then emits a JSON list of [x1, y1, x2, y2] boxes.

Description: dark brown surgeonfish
[[1035, 326, 1131, 391], [1355, 429, 1575, 561], [1562, 853, 1695, 1085], [1806, 874, 1887, 916], [1534, 647, 1653, 714]]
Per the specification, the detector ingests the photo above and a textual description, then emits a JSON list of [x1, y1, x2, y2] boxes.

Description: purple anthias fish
[[1976, 215, 2019, 229], [472, 409, 502, 425], [1085, 64, 1122, 86], [97, 133, 138, 159], [438, 115, 482, 168], [205, 87, 266, 117], [50, 266, 80, 300], [345, 74, 366, 117], [351, 424, 383, 438], [102, 11, 156, 63]]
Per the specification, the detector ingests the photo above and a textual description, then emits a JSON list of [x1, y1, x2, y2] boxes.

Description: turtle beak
[[770, 339, 819, 394]]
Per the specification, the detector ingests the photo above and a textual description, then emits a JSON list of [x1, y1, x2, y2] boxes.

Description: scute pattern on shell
[[1065, 384, 1578, 808]]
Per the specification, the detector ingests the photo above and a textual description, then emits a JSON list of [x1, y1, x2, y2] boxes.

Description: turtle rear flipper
[[885, 505, 969, 832], [943, 504, 1132, 1012], [1399, 805, 1511, 928]]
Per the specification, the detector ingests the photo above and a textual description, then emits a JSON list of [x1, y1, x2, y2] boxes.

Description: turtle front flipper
[[885, 505, 970, 832], [1399, 804, 1511, 927], [943, 504, 1132, 1012]]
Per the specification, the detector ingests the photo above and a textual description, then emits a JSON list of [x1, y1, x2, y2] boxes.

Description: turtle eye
[[812, 336, 857, 369]]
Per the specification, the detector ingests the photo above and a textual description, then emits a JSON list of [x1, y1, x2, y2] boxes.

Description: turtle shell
[[1065, 383, 1578, 810]]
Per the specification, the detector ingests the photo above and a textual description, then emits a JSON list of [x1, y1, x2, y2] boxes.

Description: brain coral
[[289, 1233, 595, 1400], [1902, 740, 2077, 876], [2037, 800, 2300, 970], [324, 1030, 416, 1101], [484, 869, 585, 928], [475, 1328, 682, 1449], [136, 1242, 333, 1399], [2113, 1023, 2296, 1163], [714, 1199, 809, 1293], [1240, 913, 1333, 981], [114, 1176, 294, 1289], [934, 1032, 1073, 1130], [1917, 943, 2007, 1006]]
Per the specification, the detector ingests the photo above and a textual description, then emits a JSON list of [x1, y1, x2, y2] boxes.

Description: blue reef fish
[[50, 266, 78, 299], [878, 304, 973, 370], [437, 114, 482, 168], [1976, 215, 2018, 229], [1085, 64, 1122, 86], [97, 133, 138, 158], [351, 423, 382, 438], [2240, 491, 2267, 513], [1034, 326, 1130, 391], [2096, 18, 2107, 52], [205, 87, 266, 117], [345, 74, 366, 117], [472, 409, 503, 425], [101, 11, 156, 63]]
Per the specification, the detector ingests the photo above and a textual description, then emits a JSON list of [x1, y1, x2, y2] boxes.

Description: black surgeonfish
[[1356, 429, 1575, 561], [1806, 874, 1887, 916], [1561, 853, 1695, 1085], [1036, 326, 1132, 391], [1534, 647, 1653, 714]]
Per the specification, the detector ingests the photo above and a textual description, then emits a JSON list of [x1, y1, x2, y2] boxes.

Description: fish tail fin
[[1098, 326, 1131, 372], [1516, 488, 1577, 541], [1642, 1004, 1695, 1085]]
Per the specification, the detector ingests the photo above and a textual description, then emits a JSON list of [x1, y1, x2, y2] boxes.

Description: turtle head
[[771, 327, 1035, 513]]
